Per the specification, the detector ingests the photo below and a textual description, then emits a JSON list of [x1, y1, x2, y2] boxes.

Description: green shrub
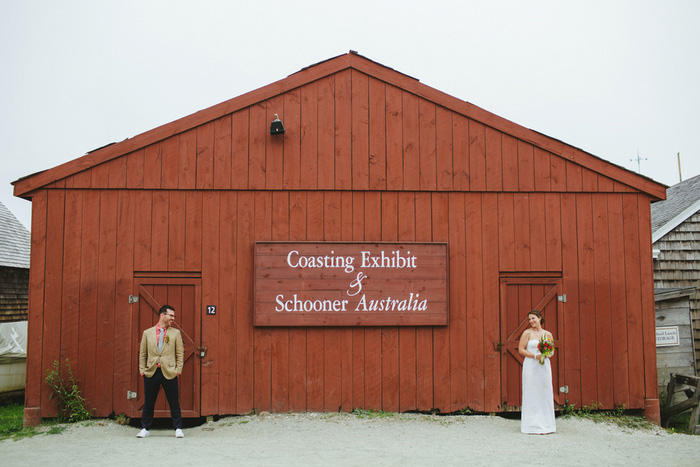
[[44, 359, 92, 423]]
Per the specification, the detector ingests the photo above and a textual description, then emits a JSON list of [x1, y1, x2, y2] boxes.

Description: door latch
[[197, 346, 208, 358], [557, 294, 567, 303], [126, 390, 137, 400], [128, 295, 139, 304], [559, 385, 569, 394]]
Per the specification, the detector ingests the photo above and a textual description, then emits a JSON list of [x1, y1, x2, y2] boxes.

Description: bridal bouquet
[[537, 335, 554, 365]]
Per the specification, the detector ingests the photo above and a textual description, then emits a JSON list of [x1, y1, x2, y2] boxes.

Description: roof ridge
[[12, 53, 667, 201]]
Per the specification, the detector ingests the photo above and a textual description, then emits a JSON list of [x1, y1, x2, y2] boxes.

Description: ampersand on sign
[[346, 272, 367, 296]]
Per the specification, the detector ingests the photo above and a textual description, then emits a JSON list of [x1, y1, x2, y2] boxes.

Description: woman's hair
[[528, 309, 544, 325]]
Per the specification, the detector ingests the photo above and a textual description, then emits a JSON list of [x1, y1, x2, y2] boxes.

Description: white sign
[[656, 326, 680, 347]]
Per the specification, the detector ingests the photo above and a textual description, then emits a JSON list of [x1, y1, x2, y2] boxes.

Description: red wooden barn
[[14, 52, 666, 425]]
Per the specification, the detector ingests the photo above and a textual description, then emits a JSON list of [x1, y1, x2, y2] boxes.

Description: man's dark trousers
[[141, 367, 182, 429]]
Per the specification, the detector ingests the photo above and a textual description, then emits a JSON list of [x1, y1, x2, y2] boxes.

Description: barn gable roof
[[651, 173, 700, 243], [0, 201, 30, 269], [13, 51, 666, 200]]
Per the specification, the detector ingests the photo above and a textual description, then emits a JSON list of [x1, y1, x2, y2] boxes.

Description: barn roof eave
[[12, 51, 667, 200]]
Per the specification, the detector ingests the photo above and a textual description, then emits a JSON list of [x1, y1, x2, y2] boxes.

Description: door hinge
[[558, 294, 567, 303], [559, 385, 569, 394], [126, 390, 137, 400], [128, 295, 139, 304]]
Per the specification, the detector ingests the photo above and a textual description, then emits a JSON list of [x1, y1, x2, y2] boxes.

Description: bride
[[518, 309, 556, 434]]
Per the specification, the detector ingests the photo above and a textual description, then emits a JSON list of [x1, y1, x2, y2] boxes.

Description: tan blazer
[[139, 325, 184, 380]]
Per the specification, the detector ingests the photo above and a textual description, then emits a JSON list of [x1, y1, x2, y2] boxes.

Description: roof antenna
[[630, 150, 647, 173]]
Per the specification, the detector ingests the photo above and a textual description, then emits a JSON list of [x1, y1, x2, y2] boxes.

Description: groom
[[137, 304, 184, 438]]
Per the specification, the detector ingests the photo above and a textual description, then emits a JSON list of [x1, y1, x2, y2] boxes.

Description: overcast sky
[[2, 1, 699, 230]]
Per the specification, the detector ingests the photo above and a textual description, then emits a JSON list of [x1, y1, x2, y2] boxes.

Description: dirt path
[[2, 413, 698, 465]]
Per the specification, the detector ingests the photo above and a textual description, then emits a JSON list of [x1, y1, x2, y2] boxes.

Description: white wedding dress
[[521, 339, 556, 434]]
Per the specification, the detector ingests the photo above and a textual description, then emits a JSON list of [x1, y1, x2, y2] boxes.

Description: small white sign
[[656, 326, 680, 347]]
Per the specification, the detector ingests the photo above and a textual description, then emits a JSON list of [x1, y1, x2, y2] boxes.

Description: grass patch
[[663, 412, 696, 435], [0, 403, 24, 439], [352, 408, 398, 419], [0, 403, 77, 440], [561, 402, 654, 432]]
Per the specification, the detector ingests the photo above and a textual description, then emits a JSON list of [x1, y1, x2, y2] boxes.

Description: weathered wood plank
[[544, 193, 562, 271], [113, 190, 134, 416], [335, 70, 352, 190], [213, 115, 232, 189], [485, 127, 502, 192], [449, 193, 467, 411], [202, 191, 220, 400], [436, 107, 453, 191], [513, 194, 531, 270], [248, 103, 267, 190], [402, 92, 420, 191], [398, 193, 417, 411], [231, 109, 249, 189], [95, 191, 117, 416], [352, 69, 370, 190], [340, 191, 354, 411], [482, 193, 500, 411], [306, 192, 324, 411], [271, 191, 290, 412], [415, 192, 434, 411], [623, 194, 645, 407], [126, 149, 145, 189], [385, 84, 403, 190], [638, 196, 658, 400], [453, 114, 469, 191], [466, 193, 484, 410], [185, 191, 202, 271], [162, 135, 180, 189], [317, 76, 335, 190], [150, 191, 168, 271], [168, 191, 186, 271], [59, 190, 82, 389], [25, 190, 47, 414], [253, 192, 272, 412], [517, 141, 534, 192], [381, 192, 400, 411], [368, 77, 387, 190], [323, 192, 342, 411], [41, 190, 65, 416], [469, 120, 486, 191], [283, 89, 301, 190], [529, 193, 546, 271], [288, 191, 307, 412], [180, 128, 197, 189], [577, 194, 597, 406], [561, 193, 582, 407], [265, 95, 285, 189], [362, 192, 379, 410], [419, 99, 437, 191], [300, 82, 318, 190], [235, 191, 255, 413], [534, 147, 551, 192], [592, 193, 613, 408]]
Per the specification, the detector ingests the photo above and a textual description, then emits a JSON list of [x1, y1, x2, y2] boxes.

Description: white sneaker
[[137, 428, 150, 438], [175, 428, 184, 438]]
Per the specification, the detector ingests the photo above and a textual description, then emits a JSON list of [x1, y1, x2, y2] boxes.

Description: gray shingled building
[[651, 173, 700, 376], [0, 201, 30, 323]]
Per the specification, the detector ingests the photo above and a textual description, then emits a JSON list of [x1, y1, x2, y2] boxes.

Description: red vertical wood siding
[[23, 65, 661, 420]]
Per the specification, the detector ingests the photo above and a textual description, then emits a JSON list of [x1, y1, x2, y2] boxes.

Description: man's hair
[[159, 305, 174, 315]]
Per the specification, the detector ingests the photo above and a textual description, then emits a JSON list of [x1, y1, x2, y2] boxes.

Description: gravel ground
[[1, 412, 698, 466]]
